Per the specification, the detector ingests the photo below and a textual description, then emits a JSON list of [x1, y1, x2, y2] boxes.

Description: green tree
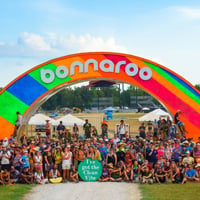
[[195, 84, 200, 91]]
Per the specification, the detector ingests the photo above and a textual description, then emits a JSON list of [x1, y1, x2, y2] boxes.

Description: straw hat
[[195, 163, 200, 168], [107, 163, 114, 169]]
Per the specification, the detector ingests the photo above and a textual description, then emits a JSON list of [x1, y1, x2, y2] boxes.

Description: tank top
[[107, 154, 115, 165]]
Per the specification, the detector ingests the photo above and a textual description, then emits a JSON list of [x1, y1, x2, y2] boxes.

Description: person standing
[[13, 111, 23, 137], [73, 123, 79, 139], [101, 120, 108, 137], [62, 145, 72, 182], [45, 120, 51, 138], [83, 119, 91, 139], [57, 121, 65, 140], [118, 120, 126, 140], [174, 110, 187, 135]]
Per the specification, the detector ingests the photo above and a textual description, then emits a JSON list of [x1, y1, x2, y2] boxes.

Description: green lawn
[[0, 184, 34, 200], [140, 183, 200, 200]]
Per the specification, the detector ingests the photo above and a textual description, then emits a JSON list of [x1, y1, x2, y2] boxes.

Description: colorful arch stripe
[[0, 52, 199, 140]]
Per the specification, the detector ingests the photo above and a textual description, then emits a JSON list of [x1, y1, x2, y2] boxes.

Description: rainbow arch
[[0, 52, 199, 139]]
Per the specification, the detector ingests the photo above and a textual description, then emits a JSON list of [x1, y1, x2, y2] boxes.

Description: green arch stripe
[[143, 61, 200, 105], [0, 91, 29, 124], [29, 63, 72, 90]]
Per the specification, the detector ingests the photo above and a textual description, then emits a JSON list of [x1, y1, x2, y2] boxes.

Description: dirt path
[[24, 182, 141, 200]]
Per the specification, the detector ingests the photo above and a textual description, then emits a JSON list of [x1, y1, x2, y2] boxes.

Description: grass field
[[140, 183, 200, 200], [25, 112, 144, 138], [0, 184, 33, 200]]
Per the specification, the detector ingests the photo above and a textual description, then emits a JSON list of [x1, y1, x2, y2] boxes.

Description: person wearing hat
[[57, 121, 65, 140], [20, 150, 29, 169], [195, 163, 200, 178], [53, 146, 62, 173], [183, 151, 194, 165]]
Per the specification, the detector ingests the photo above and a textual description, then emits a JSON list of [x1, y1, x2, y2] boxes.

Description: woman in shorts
[[62, 145, 72, 182]]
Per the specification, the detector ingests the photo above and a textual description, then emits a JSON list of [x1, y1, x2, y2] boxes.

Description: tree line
[[0, 84, 199, 111], [41, 84, 200, 110]]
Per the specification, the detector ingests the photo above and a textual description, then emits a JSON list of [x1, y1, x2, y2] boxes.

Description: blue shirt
[[98, 147, 107, 161], [21, 155, 29, 168], [186, 169, 197, 177]]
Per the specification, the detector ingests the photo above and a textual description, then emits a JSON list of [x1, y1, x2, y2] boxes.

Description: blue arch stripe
[[161, 68, 200, 98], [7, 74, 48, 105]]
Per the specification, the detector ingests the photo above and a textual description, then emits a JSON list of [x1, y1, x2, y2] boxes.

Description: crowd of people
[[0, 115, 200, 186]]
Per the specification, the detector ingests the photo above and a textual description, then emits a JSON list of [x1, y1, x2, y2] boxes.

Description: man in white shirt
[[0, 146, 11, 171], [118, 120, 126, 140], [113, 134, 120, 147]]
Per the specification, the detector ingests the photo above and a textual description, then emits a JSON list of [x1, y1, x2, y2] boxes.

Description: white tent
[[52, 114, 85, 126], [28, 113, 55, 125], [139, 109, 172, 122], [104, 107, 116, 111]]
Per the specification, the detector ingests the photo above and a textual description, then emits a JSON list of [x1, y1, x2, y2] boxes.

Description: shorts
[[177, 121, 183, 126], [46, 129, 51, 136], [62, 164, 71, 170], [1, 164, 11, 171], [45, 163, 53, 172]]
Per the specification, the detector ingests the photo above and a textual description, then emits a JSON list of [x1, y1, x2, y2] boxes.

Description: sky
[[0, 0, 200, 87]]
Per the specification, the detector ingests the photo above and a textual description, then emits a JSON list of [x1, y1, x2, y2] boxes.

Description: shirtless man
[[45, 120, 51, 138], [76, 144, 85, 166]]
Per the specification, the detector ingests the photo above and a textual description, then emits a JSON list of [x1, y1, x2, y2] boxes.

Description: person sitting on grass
[[124, 162, 133, 182], [155, 167, 168, 184], [10, 165, 20, 183], [2, 168, 12, 185], [182, 164, 199, 184], [20, 167, 33, 184], [110, 163, 122, 182], [0, 170, 4, 184], [70, 166, 79, 183], [49, 164, 62, 183], [141, 166, 153, 184], [164, 161, 171, 181], [170, 161, 182, 183], [34, 166, 45, 184], [133, 160, 140, 182], [99, 164, 110, 182]]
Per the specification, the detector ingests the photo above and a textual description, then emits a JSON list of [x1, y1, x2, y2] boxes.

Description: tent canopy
[[52, 114, 85, 126], [103, 107, 116, 111], [28, 113, 55, 125], [139, 109, 172, 122]]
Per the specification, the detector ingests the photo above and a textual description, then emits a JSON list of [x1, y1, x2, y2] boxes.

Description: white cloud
[[0, 32, 127, 58], [174, 7, 200, 20], [18, 32, 51, 51], [50, 34, 127, 53]]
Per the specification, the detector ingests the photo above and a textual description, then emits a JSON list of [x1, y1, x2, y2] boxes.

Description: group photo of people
[[0, 114, 200, 186]]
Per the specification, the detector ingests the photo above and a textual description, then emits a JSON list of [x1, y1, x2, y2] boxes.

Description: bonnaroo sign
[[0, 52, 199, 140]]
